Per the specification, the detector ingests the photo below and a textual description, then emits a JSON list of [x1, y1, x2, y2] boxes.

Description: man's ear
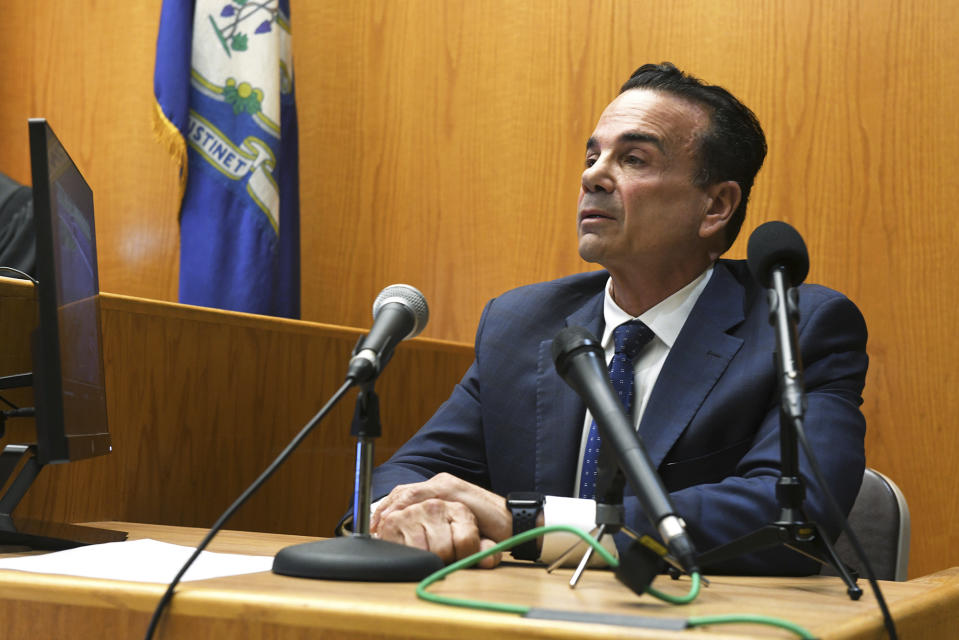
[[699, 180, 741, 240]]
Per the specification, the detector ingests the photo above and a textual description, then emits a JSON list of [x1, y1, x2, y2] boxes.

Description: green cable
[[647, 571, 700, 604], [689, 614, 815, 639], [415, 524, 816, 639], [415, 524, 694, 612]]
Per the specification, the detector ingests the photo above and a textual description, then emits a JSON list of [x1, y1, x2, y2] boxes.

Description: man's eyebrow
[[585, 132, 665, 154], [619, 131, 665, 153]]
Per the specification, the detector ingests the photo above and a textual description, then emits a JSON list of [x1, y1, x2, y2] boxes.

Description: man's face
[[577, 89, 714, 273]]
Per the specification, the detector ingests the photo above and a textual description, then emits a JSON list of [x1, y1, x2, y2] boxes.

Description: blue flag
[[153, 0, 300, 318]]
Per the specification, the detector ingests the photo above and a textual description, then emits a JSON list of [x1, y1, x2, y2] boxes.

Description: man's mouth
[[579, 209, 614, 222]]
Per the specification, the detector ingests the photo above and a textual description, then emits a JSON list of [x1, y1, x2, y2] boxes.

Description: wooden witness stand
[[2, 275, 959, 638], [0, 275, 473, 538]]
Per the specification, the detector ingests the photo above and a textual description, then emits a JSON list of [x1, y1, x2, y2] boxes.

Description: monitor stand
[[0, 443, 126, 549]]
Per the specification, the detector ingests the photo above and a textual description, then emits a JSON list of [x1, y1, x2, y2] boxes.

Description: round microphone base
[[272, 535, 444, 582]]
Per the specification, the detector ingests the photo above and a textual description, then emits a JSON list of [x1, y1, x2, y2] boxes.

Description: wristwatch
[[506, 492, 545, 561]]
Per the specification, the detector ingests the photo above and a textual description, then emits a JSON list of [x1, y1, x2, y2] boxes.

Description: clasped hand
[[370, 473, 511, 568]]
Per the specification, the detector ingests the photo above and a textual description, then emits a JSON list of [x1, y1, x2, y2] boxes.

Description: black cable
[[142, 378, 355, 640], [794, 417, 898, 640], [0, 266, 39, 285]]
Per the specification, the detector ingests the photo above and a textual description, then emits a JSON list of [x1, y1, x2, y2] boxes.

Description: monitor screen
[[28, 118, 110, 464]]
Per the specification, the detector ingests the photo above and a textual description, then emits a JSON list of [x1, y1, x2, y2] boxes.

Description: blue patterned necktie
[[578, 320, 655, 500]]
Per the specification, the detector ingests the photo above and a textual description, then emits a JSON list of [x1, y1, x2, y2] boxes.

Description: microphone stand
[[546, 445, 677, 593], [272, 380, 443, 581], [694, 269, 862, 600]]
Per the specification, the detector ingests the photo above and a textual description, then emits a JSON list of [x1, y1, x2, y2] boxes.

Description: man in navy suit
[[367, 63, 867, 575]]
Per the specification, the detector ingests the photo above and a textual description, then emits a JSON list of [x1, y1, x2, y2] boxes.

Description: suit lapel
[[638, 264, 746, 468], [533, 287, 605, 496]]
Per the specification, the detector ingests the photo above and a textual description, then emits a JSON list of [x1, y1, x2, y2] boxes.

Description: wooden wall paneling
[[0, 1, 180, 303]]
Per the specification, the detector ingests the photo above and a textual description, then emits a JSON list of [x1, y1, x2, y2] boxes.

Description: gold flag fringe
[[152, 99, 188, 214]]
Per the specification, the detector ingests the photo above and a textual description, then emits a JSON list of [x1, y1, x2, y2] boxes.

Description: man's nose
[[581, 157, 613, 193]]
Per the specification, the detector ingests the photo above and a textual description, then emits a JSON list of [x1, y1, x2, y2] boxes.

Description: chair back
[[823, 468, 910, 581]]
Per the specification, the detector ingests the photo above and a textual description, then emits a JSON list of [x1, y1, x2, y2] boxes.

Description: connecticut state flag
[[153, 0, 300, 318]]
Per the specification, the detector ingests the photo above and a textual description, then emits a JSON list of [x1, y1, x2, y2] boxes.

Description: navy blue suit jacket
[[372, 260, 868, 574]]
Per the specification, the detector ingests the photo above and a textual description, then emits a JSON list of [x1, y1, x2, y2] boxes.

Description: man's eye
[[584, 156, 598, 168], [624, 154, 644, 165]]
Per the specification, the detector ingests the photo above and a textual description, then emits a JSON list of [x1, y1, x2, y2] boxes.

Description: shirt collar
[[601, 265, 714, 350]]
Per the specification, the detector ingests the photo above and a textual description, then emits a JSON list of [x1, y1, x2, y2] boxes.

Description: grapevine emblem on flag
[[184, 0, 292, 232]]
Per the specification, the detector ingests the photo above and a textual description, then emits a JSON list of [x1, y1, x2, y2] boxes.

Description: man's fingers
[[376, 498, 483, 565], [392, 474, 512, 541], [476, 537, 503, 569], [370, 474, 513, 548], [416, 499, 471, 562], [449, 509, 482, 561], [372, 477, 452, 531]]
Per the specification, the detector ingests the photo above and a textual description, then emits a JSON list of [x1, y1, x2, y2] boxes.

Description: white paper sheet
[[0, 538, 274, 583]]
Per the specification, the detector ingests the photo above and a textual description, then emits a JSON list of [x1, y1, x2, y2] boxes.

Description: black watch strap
[[506, 492, 544, 561]]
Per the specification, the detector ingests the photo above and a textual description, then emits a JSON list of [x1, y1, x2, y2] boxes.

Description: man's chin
[[577, 239, 605, 265]]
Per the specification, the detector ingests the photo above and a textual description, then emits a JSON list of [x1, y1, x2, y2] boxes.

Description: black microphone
[[346, 284, 429, 383], [747, 220, 809, 288], [552, 327, 698, 574], [747, 221, 809, 421]]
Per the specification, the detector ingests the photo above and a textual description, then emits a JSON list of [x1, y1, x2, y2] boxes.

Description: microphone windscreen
[[372, 284, 430, 339], [746, 221, 810, 287]]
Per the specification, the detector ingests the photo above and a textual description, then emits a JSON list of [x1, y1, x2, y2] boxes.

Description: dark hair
[[620, 62, 766, 251]]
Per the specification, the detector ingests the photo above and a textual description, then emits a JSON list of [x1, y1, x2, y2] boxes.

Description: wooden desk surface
[[0, 523, 956, 639]]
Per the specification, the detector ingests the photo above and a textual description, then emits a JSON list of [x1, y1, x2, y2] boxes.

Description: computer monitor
[[27, 118, 111, 465], [0, 120, 121, 548]]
